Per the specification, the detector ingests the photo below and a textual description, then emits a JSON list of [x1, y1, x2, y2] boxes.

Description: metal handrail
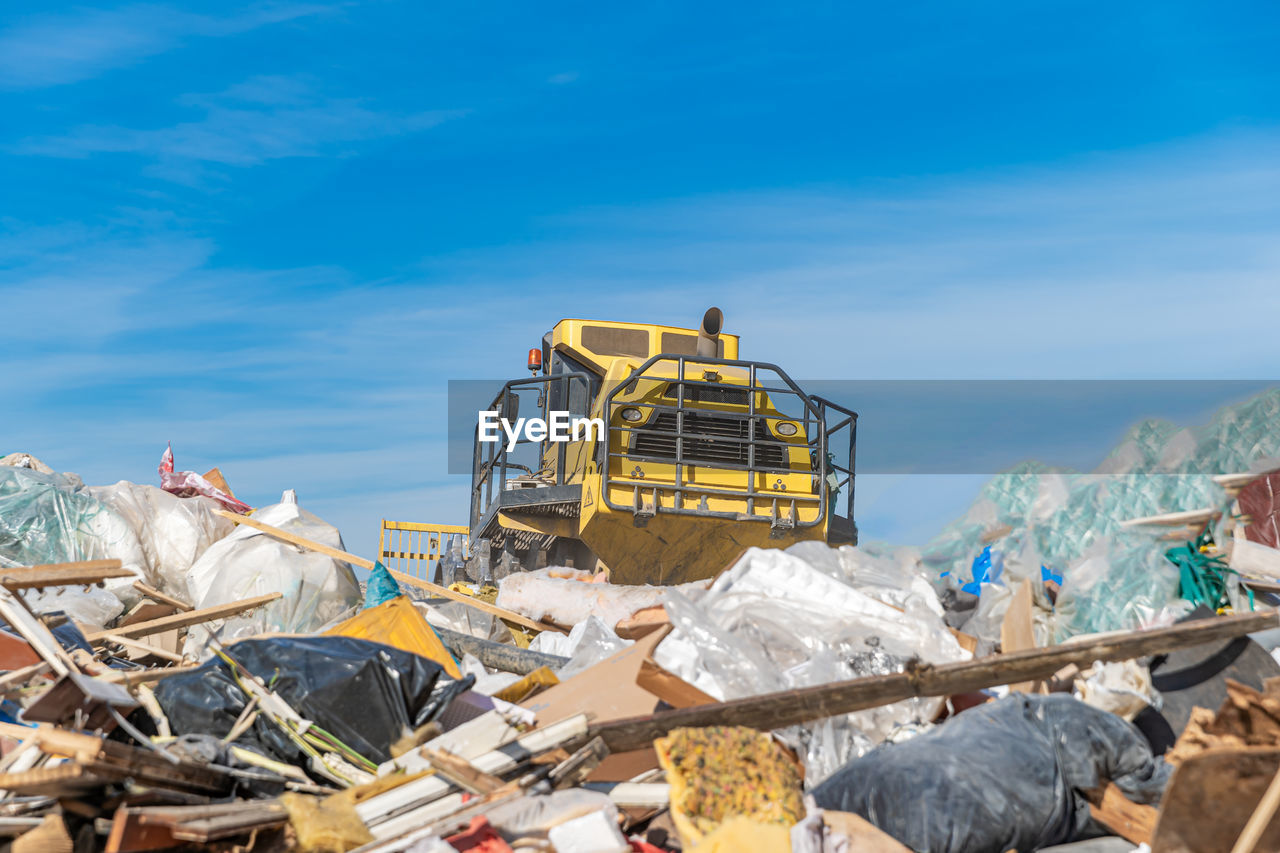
[[469, 371, 593, 533], [599, 354, 856, 531]]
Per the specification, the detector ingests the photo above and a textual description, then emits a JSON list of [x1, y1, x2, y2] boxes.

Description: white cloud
[[18, 74, 462, 172], [3, 128, 1279, 554], [0, 4, 331, 90]]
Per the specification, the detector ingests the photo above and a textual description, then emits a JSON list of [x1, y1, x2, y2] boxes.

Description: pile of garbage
[[2, 399, 1280, 853]]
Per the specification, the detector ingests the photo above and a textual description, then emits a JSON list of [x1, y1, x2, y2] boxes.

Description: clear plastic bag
[[653, 546, 969, 784], [527, 615, 632, 678], [88, 481, 234, 601]]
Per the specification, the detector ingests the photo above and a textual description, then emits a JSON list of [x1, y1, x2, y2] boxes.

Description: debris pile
[[2, 411, 1280, 853]]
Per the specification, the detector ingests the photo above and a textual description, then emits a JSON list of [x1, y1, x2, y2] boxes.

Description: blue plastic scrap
[[363, 561, 402, 609]]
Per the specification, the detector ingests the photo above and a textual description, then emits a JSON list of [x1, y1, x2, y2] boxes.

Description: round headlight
[[620, 407, 644, 422], [775, 421, 799, 436]]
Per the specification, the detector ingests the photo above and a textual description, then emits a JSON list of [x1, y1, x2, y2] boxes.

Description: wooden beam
[[1121, 508, 1220, 528], [131, 582, 193, 612], [387, 569, 566, 635], [423, 749, 505, 795], [0, 560, 131, 590], [589, 610, 1280, 752], [98, 663, 203, 687], [100, 634, 186, 664], [212, 508, 564, 634], [84, 593, 282, 644], [214, 508, 376, 568]]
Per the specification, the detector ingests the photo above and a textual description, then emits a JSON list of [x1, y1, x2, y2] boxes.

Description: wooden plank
[[1000, 578, 1038, 693], [100, 634, 185, 664], [1153, 747, 1280, 853], [1232, 763, 1280, 853], [131, 582, 193, 612], [0, 661, 51, 692], [85, 593, 282, 643], [1121, 507, 1220, 528], [90, 663, 203, 687], [211, 508, 560, 634], [590, 609, 1280, 753], [1084, 782, 1157, 846], [387, 569, 566, 635], [423, 749, 505, 795], [215, 508, 375, 568], [0, 560, 131, 590]]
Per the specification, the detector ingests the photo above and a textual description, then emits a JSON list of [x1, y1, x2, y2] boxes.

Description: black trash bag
[[812, 694, 1171, 853], [153, 635, 473, 770]]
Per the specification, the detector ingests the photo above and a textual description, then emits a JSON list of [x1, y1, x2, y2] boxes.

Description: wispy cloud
[[4, 129, 1279, 555], [17, 74, 462, 176], [0, 4, 332, 90]]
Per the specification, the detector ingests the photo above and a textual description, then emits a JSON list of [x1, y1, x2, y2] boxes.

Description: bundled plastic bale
[[653, 545, 969, 784], [87, 481, 235, 601], [1052, 530, 1184, 641], [0, 466, 133, 627], [923, 390, 1280, 640], [812, 694, 1171, 853], [496, 567, 705, 629], [183, 494, 362, 653]]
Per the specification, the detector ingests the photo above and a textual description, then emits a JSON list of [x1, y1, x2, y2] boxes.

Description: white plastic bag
[[88, 482, 235, 601], [183, 495, 361, 654]]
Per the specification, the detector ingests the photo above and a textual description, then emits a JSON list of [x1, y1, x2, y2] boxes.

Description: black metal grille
[[663, 384, 749, 406], [631, 412, 787, 468]]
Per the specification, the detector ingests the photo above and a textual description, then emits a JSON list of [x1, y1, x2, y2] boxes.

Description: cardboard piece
[[521, 628, 711, 781], [1000, 578, 1037, 693]]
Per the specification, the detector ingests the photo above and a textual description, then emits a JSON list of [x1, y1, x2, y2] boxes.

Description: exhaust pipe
[[697, 307, 723, 357]]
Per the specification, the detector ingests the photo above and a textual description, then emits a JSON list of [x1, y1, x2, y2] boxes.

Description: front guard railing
[[600, 354, 856, 535]]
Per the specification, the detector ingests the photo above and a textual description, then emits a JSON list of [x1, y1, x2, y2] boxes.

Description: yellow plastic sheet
[[324, 595, 462, 679]]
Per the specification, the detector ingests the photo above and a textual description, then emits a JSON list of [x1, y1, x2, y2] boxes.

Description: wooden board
[[131, 582, 193, 612], [590, 610, 1280, 752], [0, 560, 131, 590], [1001, 578, 1038, 693], [1151, 747, 1280, 853], [85, 593, 282, 643], [1084, 782, 1157, 846], [387, 569, 566, 635], [212, 508, 563, 634]]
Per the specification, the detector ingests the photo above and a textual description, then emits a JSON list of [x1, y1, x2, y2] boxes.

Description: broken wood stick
[[387, 569, 565, 635], [0, 560, 132, 590], [590, 609, 1280, 752], [100, 633, 186, 664], [1232, 762, 1280, 853], [1121, 508, 1221, 528], [98, 663, 203, 687], [85, 593, 282, 644], [212, 508, 564, 634], [131, 581, 193, 612], [0, 661, 52, 692], [424, 749, 506, 795]]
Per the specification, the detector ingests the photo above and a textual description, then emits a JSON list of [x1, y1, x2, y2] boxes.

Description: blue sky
[[3, 1, 1279, 560]]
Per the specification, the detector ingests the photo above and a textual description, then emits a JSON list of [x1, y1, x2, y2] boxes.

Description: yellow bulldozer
[[455, 308, 857, 585]]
